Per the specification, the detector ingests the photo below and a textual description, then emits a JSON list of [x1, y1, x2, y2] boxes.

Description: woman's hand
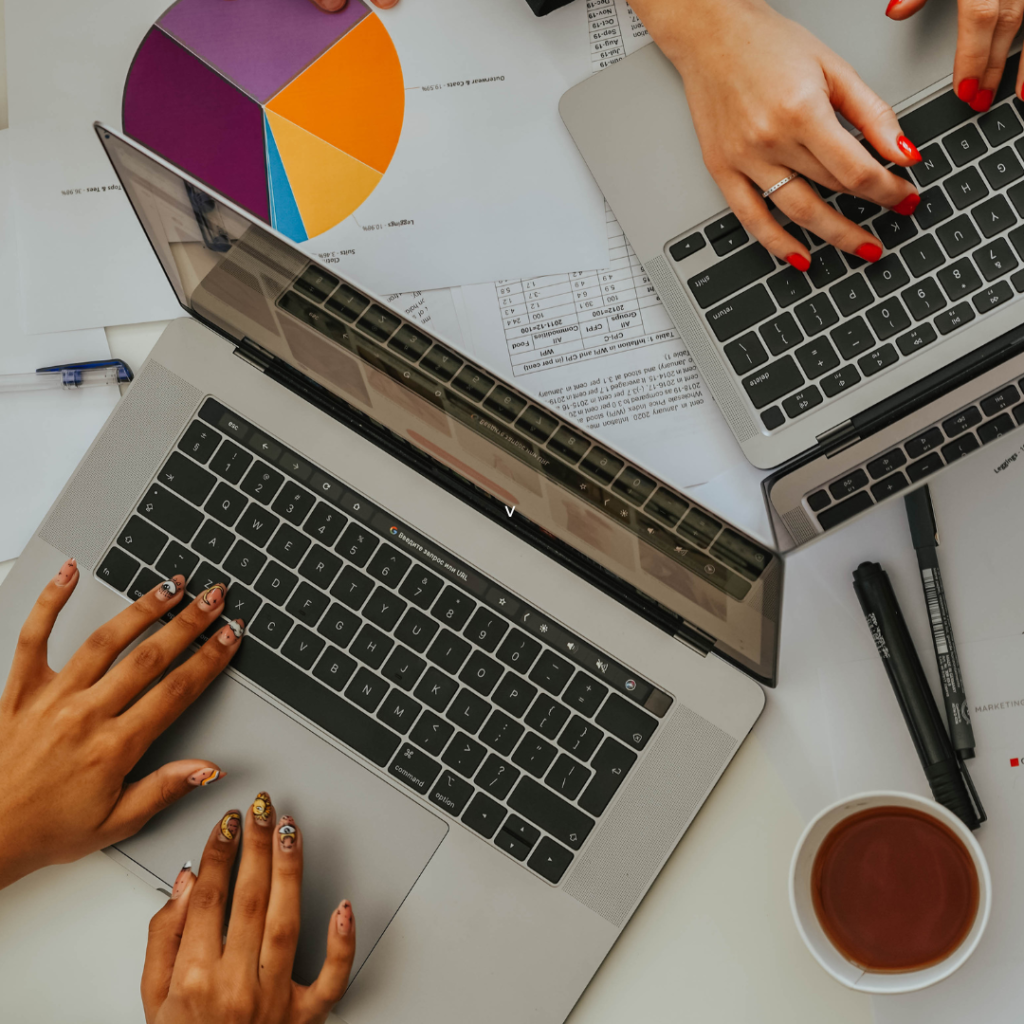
[[632, 0, 923, 269], [143, 798, 355, 1024], [0, 558, 244, 889], [888, 0, 1023, 112]]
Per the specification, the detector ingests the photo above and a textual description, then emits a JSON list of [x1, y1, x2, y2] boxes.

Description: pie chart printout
[[123, 0, 405, 242]]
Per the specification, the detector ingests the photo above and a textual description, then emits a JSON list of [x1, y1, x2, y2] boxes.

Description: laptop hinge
[[815, 419, 856, 446], [233, 337, 273, 372], [673, 623, 716, 657]]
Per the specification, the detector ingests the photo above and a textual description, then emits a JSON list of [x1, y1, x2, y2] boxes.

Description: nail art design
[[253, 792, 272, 825], [54, 558, 77, 587], [219, 811, 241, 841], [218, 620, 245, 646], [155, 579, 179, 603], [896, 135, 922, 163], [170, 861, 193, 900], [188, 767, 225, 787], [958, 78, 979, 103], [228, 619, 245, 638], [278, 816, 297, 851], [337, 899, 353, 936], [200, 583, 227, 609]]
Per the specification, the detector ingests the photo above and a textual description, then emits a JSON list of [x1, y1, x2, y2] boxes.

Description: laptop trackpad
[[115, 671, 448, 982]]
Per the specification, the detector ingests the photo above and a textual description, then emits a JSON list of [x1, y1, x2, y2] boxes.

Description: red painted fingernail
[[896, 135, 922, 163], [892, 193, 920, 217], [970, 89, 993, 113], [885, 0, 900, 14], [785, 253, 811, 272], [856, 243, 883, 263], [957, 78, 979, 103]]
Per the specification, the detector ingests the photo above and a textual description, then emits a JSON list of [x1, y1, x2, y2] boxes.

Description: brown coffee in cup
[[811, 805, 979, 973]]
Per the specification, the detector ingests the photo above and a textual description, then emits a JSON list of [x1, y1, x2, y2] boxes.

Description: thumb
[[885, 0, 932, 20], [827, 56, 924, 167], [104, 760, 226, 842], [296, 899, 357, 1023], [310, 0, 349, 11], [142, 864, 195, 1021]]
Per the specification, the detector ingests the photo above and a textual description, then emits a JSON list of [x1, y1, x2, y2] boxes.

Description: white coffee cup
[[789, 791, 991, 994]]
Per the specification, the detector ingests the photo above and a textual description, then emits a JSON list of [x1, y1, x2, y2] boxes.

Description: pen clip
[[34, 359, 134, 385], [958, 755, 987, 825]]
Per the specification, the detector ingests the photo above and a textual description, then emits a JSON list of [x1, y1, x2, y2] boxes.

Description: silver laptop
[[0, 126, 773, 1023], [559, 1, 1024, 550]]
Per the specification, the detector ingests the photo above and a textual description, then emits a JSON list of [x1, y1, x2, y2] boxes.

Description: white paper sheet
[[5, 0, 606, 333], [0, 132, 119, 561], [784, 437, 1024, 1020]]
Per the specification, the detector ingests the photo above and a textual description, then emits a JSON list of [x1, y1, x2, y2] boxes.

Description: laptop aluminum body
[[0, 127, 773, 1023], [559, 2, 1024, 549]]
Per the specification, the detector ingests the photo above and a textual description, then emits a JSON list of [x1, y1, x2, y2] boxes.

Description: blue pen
[[0, 359, 133, 394]]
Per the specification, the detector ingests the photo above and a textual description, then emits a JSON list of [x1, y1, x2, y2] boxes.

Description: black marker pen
[[852, 561, 983, 830]]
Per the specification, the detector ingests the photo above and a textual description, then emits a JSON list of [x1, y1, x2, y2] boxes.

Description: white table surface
[[0, 8, 873, 1021]]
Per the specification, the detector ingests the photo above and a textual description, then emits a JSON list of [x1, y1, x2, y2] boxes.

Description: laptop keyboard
[[671, 56, 1024, 432], [806, 375, 1024, 530], [96, 398, 671, 885]]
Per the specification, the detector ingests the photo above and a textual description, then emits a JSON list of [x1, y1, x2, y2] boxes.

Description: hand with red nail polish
[[886, 0, 1024, 109], [309, 0, 401, 14], [0, 563, 245, 889], [142, 803, 355, 1024], [630, 0, 915, 265]]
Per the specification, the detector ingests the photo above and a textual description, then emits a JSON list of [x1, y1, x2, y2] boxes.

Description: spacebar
[[232, 638, 401, 767]]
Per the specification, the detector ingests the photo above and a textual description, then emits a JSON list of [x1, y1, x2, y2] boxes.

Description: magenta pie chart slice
[[123, 28, 269, 222]]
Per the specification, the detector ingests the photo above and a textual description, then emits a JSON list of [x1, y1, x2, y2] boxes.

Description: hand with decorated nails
[[144, 796, 355, 1024], [0, 559, 244, 889], [629, 0, 924, 271]]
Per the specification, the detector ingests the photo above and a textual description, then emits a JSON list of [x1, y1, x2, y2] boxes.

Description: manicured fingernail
[[54, 558, 77, 587], [892, 193, 920, 216], [785, 253, 811, 272], [218, 619, 245, 646], [855, 243, 883, 262], [218, 811, 241, 842], [896, 135, 922, 163], [253, 791, 272, 826], [958, 78, 979, 103], [337, 899, 353, 936], [200, 583, 226, 609], [188, 767, 225, 787], [170, 861, 193, 899], [970, 88, 993, 113], [155, 578, 181, 602], [278, 815, 297, 852], [885, 0, 900, 13]]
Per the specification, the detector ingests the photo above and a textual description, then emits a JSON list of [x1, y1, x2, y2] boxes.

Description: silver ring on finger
[[761, 173, 801, 199]]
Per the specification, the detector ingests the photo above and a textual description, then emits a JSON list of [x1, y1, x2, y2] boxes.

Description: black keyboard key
[[509, 779, 594, 852], [807, 490, 831, 512], [946, 167, 989, 210], [866, 298, 911, 341], [724, 333, 769, 375], [759, 312, 804, 356], [476, 754, 520, 800], [452, 652, 500, 699], [285, 582, 329, 627], [483, 385, 528, 424], [907, 451, 945, 482], [807, 246, 848, 289], [905, 429, 943, 462], [557, 715, 604, 761], [237, 503, 280, 548], [528, 837, 574, 883], [117, 515, 168, 565], [873, 210, 918, 249], [943, 406, 983, 437], [871, 472, 909, 500], [580, 446, 625, 485], [974, 194, 1017, 239], [381, 645, 426, 691], [479, 709, 525, 757], [303, 502, 346, 546], [896, 323, 939, 355], [980, 105, 1023, 146], [944, 122, 987, 166], [394, 607, 438, 653], [271, 484, 316, 526], [349, 623, 393, 670], [794, 337, 840, 380], [974, 237, 1019, 283], [232, 639, 400, 767], [836, 195, 880, 225], [902, 236, 945, 279], [782, 386, 823, 419], [978, 412, 1016, 443], [912, 144, 952, 187], [98, 548, 140, 591], [546, 754, 591, 801], [867, 449, 907, 479], [358, 304, 401, 342], [942, 433, 981, 462], [366, 544, 411, 588], [830, 470, 869, 499], [493, 673, 537, 717], [914, 187, 954, 230], [1010, 182, 1024, 219], [858, 343, 900, 377], [209, 439, 253, 484], [761, 406, 785, 430], [830, 317, 876, 360], [516, 405, 558, 442], [127, 567, 163, 602], [866, 254, 910, 297], [411, 710, 456, 758], [426, 629, 471, 673], [389, 743, 441, 794], [240, 462, 283, 505], [358, 589, 405, 634], [937, 215, 981, 258], [250, 605, 294, 648], [493, 824, 534, 862], [687, 242, 774, 309], [254, 561, 298, 604], [669, 231, 706, 261], [345, 666, 389, 712], [973, 280, 1014, 313], [420, 344, 463, 383], [178, 421, 221, 464], [644, 489, 689, 530], [935, 301, 976, 334], [527, 650, 574, 696], [820, 364, 862, 397], [830, 273, 874, 317], [902, 278, 947, 322], [676, 508, 723, 548], [331, 565, 374, 610], [336, 523, 378, 567], [398, 567, 444, 609], [315, 603, 359, 649], [612, 466, 657, 505], [579, 738, 637, 817], [451, 366, 496, 403], [286, 546, 337, 594], [184, 521, 230, 569], [415, 666, 459, 712], [312, 647, 357, 690], [562, 673, 607, 717], [294, 265, 338, 302], [157, 452, 216, 506], [939, 259, 983, 302], [524, 696, 570, 740], [205, 482, 248, 528], [155, 541, 199, 582], [595, 693, 657, 751], [446, 688, 490, 733], [706, 212, 742, 242], [223, 583, 261, 625], [461, 609, 508, 654], [187, 561, 228, 598], [495, 629, 541, 672], [547, 426, 590, 464], [816, 491, 874, 529], [138, 484, 203, 543], [512, 732, 557, 777], [280, 624, 325, 671], [428, 770, 473, 816], [706, 285, 775, 342], [981, 385, 1020, 415], [461, 792, 505, 838], [387, 322, 431, 359], [431, 586, 476, 630], [980, 146, 1024, 189], [443, 732, 487, 777], [741, 355, 803, 409], [767, 265, 812, 308], [794, 294, 840, 336], [245, 431, 282, 464], [900, 90, 972, 146]]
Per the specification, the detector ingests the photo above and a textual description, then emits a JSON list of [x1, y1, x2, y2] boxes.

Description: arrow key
[[528, 838, 574, 884], [461, 792, 505, 839]]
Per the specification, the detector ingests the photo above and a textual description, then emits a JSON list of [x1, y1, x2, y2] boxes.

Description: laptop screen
[[96, 125, 781, 684]]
